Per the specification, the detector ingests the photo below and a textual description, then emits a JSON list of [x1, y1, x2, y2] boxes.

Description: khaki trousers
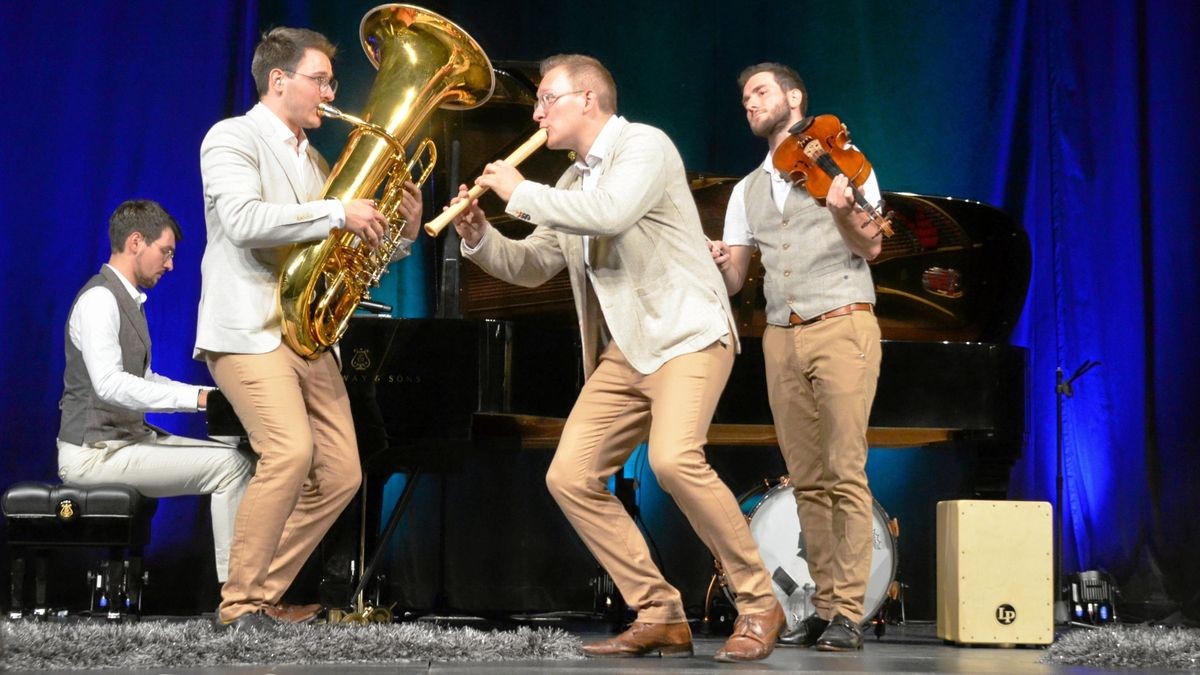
[[762, 311, 881, 623], [546, 340, 776, 624], [208, 345, 361, 622]]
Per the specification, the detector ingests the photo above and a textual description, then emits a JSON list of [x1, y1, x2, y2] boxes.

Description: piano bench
[[2, 481, 156, 621]]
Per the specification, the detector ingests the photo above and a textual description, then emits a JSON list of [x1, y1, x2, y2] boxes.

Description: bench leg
[[104, 557, 123, 621], [8, 555, 25, 619], [126, 556, 145, 616], [32, 552, 49, 619]]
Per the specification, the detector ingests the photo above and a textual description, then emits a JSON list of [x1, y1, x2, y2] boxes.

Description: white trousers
[[57, 433, 254, 582]]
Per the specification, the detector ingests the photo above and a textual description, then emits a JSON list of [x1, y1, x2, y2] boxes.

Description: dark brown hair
[[108, 199, 181, 253], [251, 27, 337, 96], [738, 63, 808, 115]]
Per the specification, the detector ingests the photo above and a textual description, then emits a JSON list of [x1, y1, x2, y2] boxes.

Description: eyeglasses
[[149, 241, 175, 261], [285, 70, 338, 94], [535, 89, 584, 111]]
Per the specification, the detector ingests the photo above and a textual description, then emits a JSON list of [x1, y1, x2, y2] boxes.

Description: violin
[[772, 114, 894, 238]]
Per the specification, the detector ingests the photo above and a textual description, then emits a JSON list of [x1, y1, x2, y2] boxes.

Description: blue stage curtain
[[1144, 0, 1200, 615], [2, 0, 1197, 615], [1006, 0, 1200, 611], [0, 2, 266, 602]]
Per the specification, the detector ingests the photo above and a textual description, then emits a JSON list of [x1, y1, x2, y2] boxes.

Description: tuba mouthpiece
[[318, 102, 371, 129], [318, 102, 346, 120]]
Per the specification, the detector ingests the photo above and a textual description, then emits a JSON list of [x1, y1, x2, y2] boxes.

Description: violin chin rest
[[788, 116, 815, 135]]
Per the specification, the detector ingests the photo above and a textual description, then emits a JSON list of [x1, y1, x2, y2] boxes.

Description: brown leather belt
[[789, 302, 874, 327]]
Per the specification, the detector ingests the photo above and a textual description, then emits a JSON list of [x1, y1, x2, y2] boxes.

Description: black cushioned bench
[[3, 481, 156, 620]]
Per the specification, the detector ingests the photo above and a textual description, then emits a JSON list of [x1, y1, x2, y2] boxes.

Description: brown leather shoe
[[713, 602, 787, 662], [214, 609, 278, 633], [582, 621, 693, 658], [263, 601, 322, 624]]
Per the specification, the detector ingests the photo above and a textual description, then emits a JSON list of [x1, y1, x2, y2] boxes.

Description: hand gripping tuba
[[278, 4, 494, 358]]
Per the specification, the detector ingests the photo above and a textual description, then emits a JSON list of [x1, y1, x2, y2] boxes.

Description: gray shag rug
[[1043, 624, 1200, 670], [0, 619, 584, 670]]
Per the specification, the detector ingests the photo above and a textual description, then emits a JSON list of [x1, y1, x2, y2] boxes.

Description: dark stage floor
[[3, 618, 1128, 675]]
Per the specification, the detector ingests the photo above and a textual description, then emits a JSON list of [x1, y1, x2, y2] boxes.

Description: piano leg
[[348, 469, 423, 613]]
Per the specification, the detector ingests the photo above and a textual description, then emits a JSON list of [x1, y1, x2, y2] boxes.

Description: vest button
[[783, 270, 791, 277], [782, 243, 790, 250]]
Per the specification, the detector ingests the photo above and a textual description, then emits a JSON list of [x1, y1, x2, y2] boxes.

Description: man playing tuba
[[195, 26, 422, 631]]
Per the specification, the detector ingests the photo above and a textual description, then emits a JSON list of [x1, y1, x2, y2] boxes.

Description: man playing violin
[[709, 63, 883, 651], [447, 53, 785, 662]]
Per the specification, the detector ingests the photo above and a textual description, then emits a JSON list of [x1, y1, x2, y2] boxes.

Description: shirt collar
[[761, 153, 789, 184], [251, 102, 310, 154], [574, 115, 626, 172], [103, 264, 147, 306]]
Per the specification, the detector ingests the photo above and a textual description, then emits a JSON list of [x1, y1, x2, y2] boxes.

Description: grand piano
[[433, 64, 1031, 497], [209, 63, 1030, 616]]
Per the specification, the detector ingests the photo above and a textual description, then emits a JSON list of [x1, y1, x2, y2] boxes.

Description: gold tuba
[[278, 4, 494, 358]]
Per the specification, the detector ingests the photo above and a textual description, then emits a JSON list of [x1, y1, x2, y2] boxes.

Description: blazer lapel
[[248, 108, 308, 203], [305, 145, 331, 196], [584, 120, 626, 268], [557, 168, 587, 270]]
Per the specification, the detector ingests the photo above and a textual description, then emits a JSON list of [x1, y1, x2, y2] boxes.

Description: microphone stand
[[1054, 359, 1100, 623]]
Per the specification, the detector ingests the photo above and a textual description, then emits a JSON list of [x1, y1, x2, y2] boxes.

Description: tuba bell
[[278, 4, 494, 358]]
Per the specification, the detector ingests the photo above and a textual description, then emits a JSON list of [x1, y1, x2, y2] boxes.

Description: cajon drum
[[937, 500, 1053, 645]]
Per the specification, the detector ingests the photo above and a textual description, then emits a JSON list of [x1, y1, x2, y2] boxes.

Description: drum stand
[[701, 561, 735, 634], [871, 578, 906, 638]]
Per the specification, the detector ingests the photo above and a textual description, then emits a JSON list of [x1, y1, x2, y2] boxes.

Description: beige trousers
[[546, 340, 776, 624], [762, 311, 881, 623], [207, 345, 361, 622]]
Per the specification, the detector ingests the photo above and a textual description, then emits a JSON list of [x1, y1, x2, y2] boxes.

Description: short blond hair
[[540, 54, 617, 114]]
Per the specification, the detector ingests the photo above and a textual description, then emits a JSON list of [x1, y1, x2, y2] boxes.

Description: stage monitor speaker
[[936, 500, 1053, 646]]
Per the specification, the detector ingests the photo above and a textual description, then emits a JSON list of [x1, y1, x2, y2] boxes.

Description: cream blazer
[[465, 118, 738, 377], [194, 105, 342, 357]]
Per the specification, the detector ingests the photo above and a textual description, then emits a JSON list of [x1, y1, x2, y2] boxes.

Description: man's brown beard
[[751, 105, 790, 139]]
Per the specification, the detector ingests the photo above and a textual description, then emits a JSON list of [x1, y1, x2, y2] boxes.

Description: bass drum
[[741, 478, 898, 627]]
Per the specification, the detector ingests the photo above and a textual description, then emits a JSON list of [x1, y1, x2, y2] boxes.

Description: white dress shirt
[[256, 103, 346, 227], [573, 115, 625, 270], [68, 264, 205, 413], [256, 103, 415, 259], [724, 153, 882, 246]]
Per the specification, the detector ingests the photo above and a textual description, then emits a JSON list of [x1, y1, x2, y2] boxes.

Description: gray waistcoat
[[58, 266, 151, 445], [742, 169, 875, 325]]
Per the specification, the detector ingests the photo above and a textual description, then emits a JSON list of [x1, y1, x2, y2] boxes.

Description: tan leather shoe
[[263, 601, 322, 624], [713, 602, 787, 662], [582, 621, 693, 658], [214, 609, 278, 632]]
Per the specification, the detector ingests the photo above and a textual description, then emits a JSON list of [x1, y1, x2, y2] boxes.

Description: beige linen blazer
[[464, 118, 738, 377], [194, 104, 342, 357]]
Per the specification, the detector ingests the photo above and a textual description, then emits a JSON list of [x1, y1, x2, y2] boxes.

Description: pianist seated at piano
[[446, 53, 786, 662], [56, 199, 254, 588], [709, 63, 884, 652]]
